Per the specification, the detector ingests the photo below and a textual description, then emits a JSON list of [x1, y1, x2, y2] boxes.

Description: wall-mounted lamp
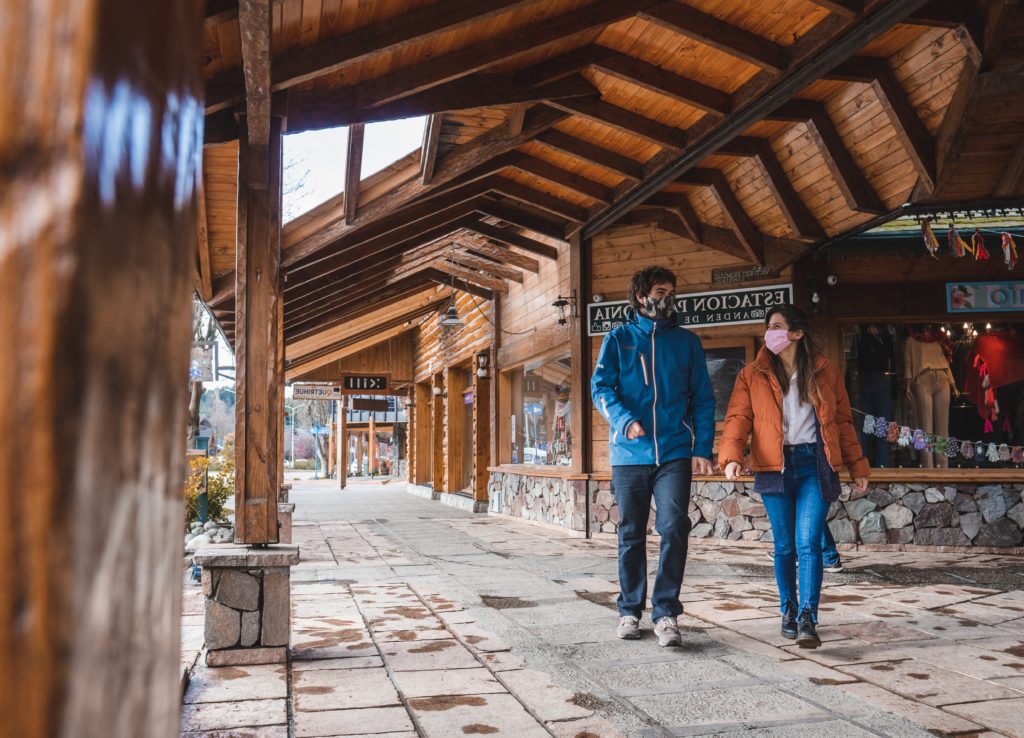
[[552, 289, 578, 325], [475, 350, 490, 378]]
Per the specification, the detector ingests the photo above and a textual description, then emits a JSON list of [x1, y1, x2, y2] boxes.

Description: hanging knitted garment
[[913, 429, 927, 450], [898, 426, 912, 447], [1013, 446, 1024, 464], [886, 421, 900, 443], [946, 437, 959, 458], [935, 436, 947, 456], [962, 440, 975, 459], [863, 414, 875, 434], [987, 443, 999, 463], [925, 435, 936, 453], [975, 441, 985, 460], [874, 416, 889, 439], [998, 443, 1011, 462]]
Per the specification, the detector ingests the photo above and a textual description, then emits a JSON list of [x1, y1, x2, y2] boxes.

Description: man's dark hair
[[627, 266, 677, 310]]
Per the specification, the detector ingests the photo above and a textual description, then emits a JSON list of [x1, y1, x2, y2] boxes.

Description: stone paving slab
[[406, 693, 550, 738], [184, 664, 287, 704], [181, 698, 287, 732], [391, 667, 506, 698], [294, 706, 415, 738], [293, 666, 401, 711]]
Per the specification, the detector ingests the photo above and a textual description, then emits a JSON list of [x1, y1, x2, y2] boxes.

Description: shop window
[[703, 338, 756, 430], [843, 322, 1024, 469], [508, 354, 573, 467]]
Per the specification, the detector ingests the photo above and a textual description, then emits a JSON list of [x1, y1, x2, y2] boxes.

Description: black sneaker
[[780, 602, 798, 640], [796, 608, 821, 649]]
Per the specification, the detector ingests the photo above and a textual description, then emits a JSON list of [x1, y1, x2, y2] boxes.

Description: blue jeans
[[822, 520, 841, 567], [762, 444, 830, 621], [612, 458, 692, 621]]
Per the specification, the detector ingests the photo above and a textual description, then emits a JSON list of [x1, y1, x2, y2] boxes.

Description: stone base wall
[[487, 472, 586, 531], [588, 479, 1024, 547]]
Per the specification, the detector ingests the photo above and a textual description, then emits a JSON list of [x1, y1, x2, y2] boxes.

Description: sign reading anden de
[[587, 284, 793, 336]]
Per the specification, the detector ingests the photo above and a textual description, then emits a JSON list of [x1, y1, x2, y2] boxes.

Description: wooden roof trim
[[420, 113, 443, 185], [592, 51, 732, 116], [676, 168, 765, 265], [549, 97, 687, 150], [344, 124, 364, 224], [287, 323, 414, 381], [205, 0, 537, 114], [281, 104, 568, 267], [535, 129, 643, 180], [638, 2, 789, 73], [716, 136, 827, 240], [768, 99, 886, 214]]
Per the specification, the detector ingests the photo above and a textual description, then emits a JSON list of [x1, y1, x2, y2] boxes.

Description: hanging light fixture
[[439, 304, 464, 328]]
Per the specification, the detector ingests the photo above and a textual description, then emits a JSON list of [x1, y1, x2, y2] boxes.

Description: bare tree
[[295, 399, 333, 476]]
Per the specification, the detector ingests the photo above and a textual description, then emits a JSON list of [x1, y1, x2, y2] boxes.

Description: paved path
[[182, 480, 1024, 737]]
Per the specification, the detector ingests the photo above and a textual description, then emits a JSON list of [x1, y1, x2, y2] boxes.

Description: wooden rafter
[[508, 157, 614, 203], [676, 168, 765, 265], [810, 0, 863, 16], [716, 136, 827, 240], [447, 252, 524, 283], [238, 0, 272, 149], [287, 322, 413, 380], [535, 129, 643, 180], [429, 260, 510, 294], [489, 178, 588, 223], [344, 124, 364, 224], [638, 2, 788, 72], [464, 220, 560, 260], [592, 51, 732, 116], [420, 114, 443, 185], [458, 231, 541, 272], [477, 199, 568, 241], [549, 97, 687, 150], [205, 0, 538, 113], [507, 104, 527, 136], [768, 100, 886, 214], [830, 56, 936, 192], [422, 268, 495, 302]]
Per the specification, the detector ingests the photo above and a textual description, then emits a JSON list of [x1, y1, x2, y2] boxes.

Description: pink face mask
[[765, 329, 792, 355]]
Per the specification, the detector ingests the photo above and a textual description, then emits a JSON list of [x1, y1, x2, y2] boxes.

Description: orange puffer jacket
[[718, 348, 870, 479]]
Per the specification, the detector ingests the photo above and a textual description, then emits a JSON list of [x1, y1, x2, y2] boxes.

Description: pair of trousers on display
[[913, 369, 950, 469], [859, 372, 890, 467]]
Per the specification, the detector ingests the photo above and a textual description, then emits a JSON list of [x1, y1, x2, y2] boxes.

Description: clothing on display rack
[[856, 325, 894, 467]]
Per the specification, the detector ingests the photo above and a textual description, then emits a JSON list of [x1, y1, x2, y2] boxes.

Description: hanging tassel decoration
[[863, 414, 875, 434], [987, 442, 999, 463], [898, 426, 912, 447], [1002, 232, 1018, 270], [973, 229, 989, 261], [962, 440, 975, 459], [998, 443, 1011, 462], [946, 437, 960, 458], [948, 224, 972, 258], [921, 219, 941, 259], [914, 429, 927, 450], [1013, 446, 1024, 464], [874, 416, 889, 439], [886, 421, 900, 443]]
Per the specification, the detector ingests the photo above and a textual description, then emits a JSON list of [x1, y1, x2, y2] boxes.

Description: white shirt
[[783, 372, 817, 445]]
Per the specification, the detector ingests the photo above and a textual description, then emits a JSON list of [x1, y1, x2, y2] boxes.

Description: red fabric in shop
[[963, 332, 1024, 418]]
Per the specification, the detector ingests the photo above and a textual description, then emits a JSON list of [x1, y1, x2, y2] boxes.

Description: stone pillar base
[[278, 503, 295, 543], [194, 545, 300, 666]]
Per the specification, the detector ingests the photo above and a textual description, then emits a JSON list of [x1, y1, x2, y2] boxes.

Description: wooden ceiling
[[194, 0, 1024, 374]]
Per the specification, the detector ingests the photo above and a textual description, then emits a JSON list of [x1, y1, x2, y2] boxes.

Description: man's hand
[[625, 421, 645, 440], [692, 456, 713, 475], [724, 461, 742, 480]]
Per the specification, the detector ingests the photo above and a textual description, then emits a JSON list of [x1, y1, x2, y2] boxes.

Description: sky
[[281, 116, 426, 221]]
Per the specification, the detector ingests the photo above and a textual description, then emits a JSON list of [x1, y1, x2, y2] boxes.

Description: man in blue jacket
[[592, 266, 715, 646]]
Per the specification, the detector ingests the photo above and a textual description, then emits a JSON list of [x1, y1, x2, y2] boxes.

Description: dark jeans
[[859, 371, 891, 467], [761, 444, 830, 621], [611, 458, 692, 621], [822, 521, 841, 567]]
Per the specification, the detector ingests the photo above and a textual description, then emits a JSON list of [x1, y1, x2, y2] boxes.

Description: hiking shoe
[[654, 616, 682, 647], [796, 609, 821, 649], [780, 602, 798, 640], [616, 616, 641, 640], [823, 560, 844, 573]]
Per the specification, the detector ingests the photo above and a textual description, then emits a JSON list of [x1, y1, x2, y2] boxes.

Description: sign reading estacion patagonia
[[587, 284, 793, 336], [947, 281, 1024, 313]]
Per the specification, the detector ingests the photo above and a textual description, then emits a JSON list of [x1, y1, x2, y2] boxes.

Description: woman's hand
[[724, 461, 742, 480], [852, 476, 869, 492]]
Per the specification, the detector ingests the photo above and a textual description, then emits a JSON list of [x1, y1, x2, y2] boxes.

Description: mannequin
[[904, 325, 955, 468], [856, 324, 894, 466]]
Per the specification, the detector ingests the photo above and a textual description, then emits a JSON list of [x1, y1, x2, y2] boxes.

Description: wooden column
[[234, 115, 284, 543], [0, 1, 204, 734], [327, 419, 336, 476], [432, 374, 444, 489], [368, 417, 377, 475], [510, 371, 525, 464], [336, 398, 347, 489], [473, 365, 492, 502], [569, 232, 593, 476], [414, 383, 432, 484], [355, 434, 363, 476], [444, 368, 462, 493]]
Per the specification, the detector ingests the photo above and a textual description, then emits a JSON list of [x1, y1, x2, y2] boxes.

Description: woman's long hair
[[765, 304, 821, 405]]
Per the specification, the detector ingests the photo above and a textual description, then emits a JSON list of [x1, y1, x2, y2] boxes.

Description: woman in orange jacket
[[719, 304, 869, 647]]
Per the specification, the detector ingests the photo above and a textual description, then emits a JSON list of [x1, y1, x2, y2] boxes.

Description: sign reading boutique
[[587, 284, 793, 336]]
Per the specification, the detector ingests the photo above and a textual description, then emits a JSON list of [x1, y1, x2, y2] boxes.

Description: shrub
[[184, 439, 235, 527]]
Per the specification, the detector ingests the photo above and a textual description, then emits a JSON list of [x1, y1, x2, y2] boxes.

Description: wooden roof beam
[[592, 51, 732, 116], [677, 168, 765, 265], [477, 199, 569, 241], [205, 0, 538, 114], [534, 129, 643, 180], [420, 114, 443, 185], [642, 192, 703, 241], [464, 220, 560, 260], [619, 208, 750, 261], [489, 178, 589, 223], [830, 57, 936, 192], [287, 322, 414, 381], [995, 136, 1024, 198], [446, 252, 525, 283], [422, 268, 495, 302], [809, 0, 863, 17], [458, 232, 541, 272], [508, 157, 614, 203], [716, 136, 827, 240], [550, 97, 687, 151], [238, 0, 271, 149], [768, 100, 886, 214], [344, 124, 364, 224], [429, 260, 510, 295], [639, 2, 788, 72]]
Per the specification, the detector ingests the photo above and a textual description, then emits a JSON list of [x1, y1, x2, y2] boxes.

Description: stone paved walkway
[[181, 480, 1024, 737]]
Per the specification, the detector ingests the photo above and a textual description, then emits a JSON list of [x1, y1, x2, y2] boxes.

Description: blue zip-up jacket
[[591, 312, 716, 466]]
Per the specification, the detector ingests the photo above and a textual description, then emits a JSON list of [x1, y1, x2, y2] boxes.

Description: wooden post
[[368, 417, 377, 475], [406, 386, 415, 483], [234, 112, 284, 544], [355, 433, 363, 476], [432, 374, 444, 489], [414, 383, 431, 484], [569, 232, 590, 475], [473, 363, 492, 502], [510, 371, 525, 464], [327, 417, 336, 476], [337, 398, 347, 489], [0, 2, 203, 734]]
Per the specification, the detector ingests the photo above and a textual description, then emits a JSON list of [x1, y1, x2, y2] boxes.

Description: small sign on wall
[[947, 281, 1024, 312], [587, 284, 793, 335]]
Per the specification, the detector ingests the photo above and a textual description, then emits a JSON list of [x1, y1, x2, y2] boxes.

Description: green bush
[[185, 437, 235, 527]]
